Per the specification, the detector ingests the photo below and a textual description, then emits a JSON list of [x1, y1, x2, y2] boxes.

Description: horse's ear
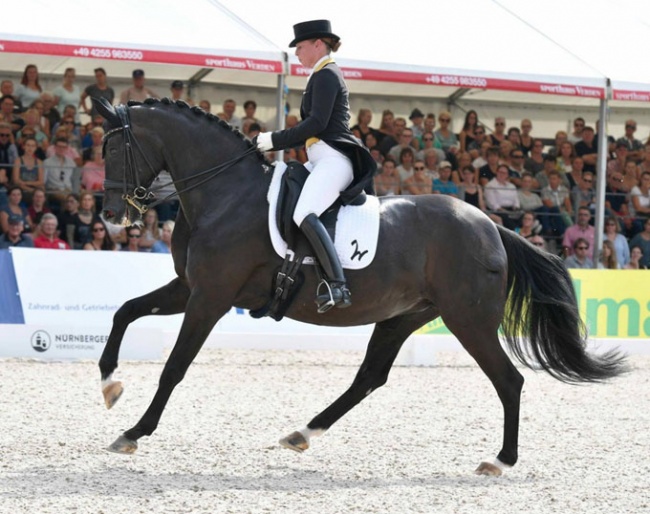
[[92, 97, 119, 124]]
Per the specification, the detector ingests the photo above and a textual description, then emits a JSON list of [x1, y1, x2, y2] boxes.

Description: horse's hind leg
[[444, 317, 524, 477], [279, 308, 438, 453], [99, 277, 190, 409]]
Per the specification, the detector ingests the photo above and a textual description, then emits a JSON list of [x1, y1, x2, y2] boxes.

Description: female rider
[[256, 20, 375, 313]]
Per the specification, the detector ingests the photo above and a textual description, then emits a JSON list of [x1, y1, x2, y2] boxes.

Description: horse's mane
[[127, 97, 268, 163]]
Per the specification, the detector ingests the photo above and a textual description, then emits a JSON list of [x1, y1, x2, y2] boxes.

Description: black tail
[[497, 226, 628, 383]]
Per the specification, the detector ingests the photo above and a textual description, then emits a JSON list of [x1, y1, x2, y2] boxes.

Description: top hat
[[289, 19, 340, 48], [409, 108, 424, 120]]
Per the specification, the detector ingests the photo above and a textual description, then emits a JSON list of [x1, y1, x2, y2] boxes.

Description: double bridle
[[102, 104, 259, 215]]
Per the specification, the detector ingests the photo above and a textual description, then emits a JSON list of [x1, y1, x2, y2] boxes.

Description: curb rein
[[102, 104, 259, 216]]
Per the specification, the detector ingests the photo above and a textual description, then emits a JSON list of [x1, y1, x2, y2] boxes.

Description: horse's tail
[[497, 225, 628, 383]]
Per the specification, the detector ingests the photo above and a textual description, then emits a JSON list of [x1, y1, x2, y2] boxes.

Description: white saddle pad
[[267, 162, 380, 270]]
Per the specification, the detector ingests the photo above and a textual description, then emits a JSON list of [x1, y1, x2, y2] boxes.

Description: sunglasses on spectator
[[423, 137, 433, 141], [576, 246, 589, 250], [532, 242, 544, 247], [626, 125, 636, 129], [495, 122, 505, 126], [0, 133, 10, 138], [93, 227, 105, 232], [440, 118, 450, 122], [414, 166, 425, 171], [129, 234, 141, 238]]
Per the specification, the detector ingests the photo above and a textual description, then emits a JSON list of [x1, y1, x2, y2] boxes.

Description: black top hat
[[289, 19, 340, 48], [409, 108, 424, 120]]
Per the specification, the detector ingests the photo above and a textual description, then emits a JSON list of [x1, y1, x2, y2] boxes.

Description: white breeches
[[292, 141, 354, 226]]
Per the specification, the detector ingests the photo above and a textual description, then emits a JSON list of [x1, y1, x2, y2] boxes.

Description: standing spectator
[[376, 109, 395, 146], [241, 100, 265, 131], [0, 80, 22, 112], [519, 119, 534, 155], [83, 219, 116, 251], [639, 144, 650, 175], [119, 69, 158, 104], [43, 138, 76, 205], [563, 207, 595, 258], [616, 119, 643, 163], [151, 220, 175, 253], [14, 65, 42, 109], [484, 164, 521, 229], [41, 93, 61, 131], [507, 127, 522, 151], [218, 99, 241, 129], [408, 108, 425, 140], [81, 68, 115, 117], [403, 160, 432, 195], [564, 238, 594, 269], [12, 137, 44, 201], [567, 117, 585, 144], [624, 246, 647, 269], [489, 117, 506, 146], [373, 157, 400, 196], [628, 218, 650, 269], [0, 186, 32, 234], [574, 126, 598, 173], [432, 161, 458, 198], [169, 80, 192, 105], [53, 68, 81, 121], [603, 216, 629, 267], [33, 213, 70, 249], [458, 110, 479, 153], [0, 214, 33, 249], [121, 225, 145, 252], [198, 99, 211, 113], [27, 187, 51, 228]]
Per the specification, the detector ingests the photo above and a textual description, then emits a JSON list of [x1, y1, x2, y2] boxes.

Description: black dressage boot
[[300, 213, 352, 313]]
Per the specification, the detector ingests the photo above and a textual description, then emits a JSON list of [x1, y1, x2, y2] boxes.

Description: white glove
[[256, 132, 274, 152]]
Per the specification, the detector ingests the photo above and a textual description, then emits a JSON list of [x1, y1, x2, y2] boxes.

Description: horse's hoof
[[279, 431, 309, 453], [102, 381, 124, 410], [474, 461, 503, 476], [107, 435, 138, 454]]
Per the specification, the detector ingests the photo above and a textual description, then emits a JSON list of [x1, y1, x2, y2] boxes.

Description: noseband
[[102, 105, 259, 215]]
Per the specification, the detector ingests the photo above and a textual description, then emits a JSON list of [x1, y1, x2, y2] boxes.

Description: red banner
[[0, 40, 283, 74]]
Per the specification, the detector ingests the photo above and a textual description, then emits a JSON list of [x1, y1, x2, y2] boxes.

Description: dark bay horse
[[94, 97, 626, 476]]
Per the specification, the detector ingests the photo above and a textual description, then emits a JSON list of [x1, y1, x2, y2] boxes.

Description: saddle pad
[[268, 162, 380, 270]]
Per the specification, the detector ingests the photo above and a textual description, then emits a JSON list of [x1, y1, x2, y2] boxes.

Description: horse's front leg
[[100, 277, 190, 409], [106, 287, 228, 454]]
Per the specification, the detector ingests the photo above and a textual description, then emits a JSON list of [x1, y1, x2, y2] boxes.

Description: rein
[[103, 105, 259, 215]]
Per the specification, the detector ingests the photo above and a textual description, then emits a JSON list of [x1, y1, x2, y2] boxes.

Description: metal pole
[[592, 80, 610, 269]]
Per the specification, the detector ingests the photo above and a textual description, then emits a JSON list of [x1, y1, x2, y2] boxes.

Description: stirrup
[[315, 280, 351, 314]]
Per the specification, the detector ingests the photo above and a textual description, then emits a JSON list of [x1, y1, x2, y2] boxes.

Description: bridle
[[102, 104, 259, 215]]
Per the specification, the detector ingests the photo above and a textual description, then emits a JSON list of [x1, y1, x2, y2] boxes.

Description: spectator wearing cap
[[616, 119, 643, 163], [33, 213, 70, 249], [81, 67, 115, 117], [169, 80, 193, 105], [432, 161, 459, 198], [119, 69, 159, 104], [0, 213, 34, 248], [409, 108, 425, 140]]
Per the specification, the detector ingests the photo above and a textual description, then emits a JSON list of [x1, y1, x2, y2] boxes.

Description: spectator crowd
[[0, 63, 649, 270]]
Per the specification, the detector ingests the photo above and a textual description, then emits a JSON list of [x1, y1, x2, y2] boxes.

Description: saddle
[[251, 161, 367, 321]]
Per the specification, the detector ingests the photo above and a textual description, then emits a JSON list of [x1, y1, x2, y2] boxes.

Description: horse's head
[[92, 97, 164, 226]]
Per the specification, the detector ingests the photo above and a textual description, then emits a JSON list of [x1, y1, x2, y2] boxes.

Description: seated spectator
[[564, 238, 593, 269], [600, 240, 619, 269], [604, 216, 629, 268], [0, 122, 18, 207], [0, 214, 34, 249], [389, 126, 416, 161], [566, 156, 585, 190], [409, 108, 425, 140], [515, 211, 541, 239], [396, 146, 416, 188], [467, 126, 488, 158], [555, 141, 575, 176], [66, 191, 99, 249], [572, 171, 595, 215], [451, 152, 472, 185], [524, 138, 546, 175], [471, 140, 491, 170], [517, 172, 543, 212], [629, 171, 650, 235], [574, 126, 598, 173], [121, 225, 146, 252], [50, 112, 82, 159], [241, 100, 266, 133], [489, 116, 507, 146], [628, 218, 650, 268], [519, 119, 534, 155], [536, 154, 570, 190], [624, 245, 648, 269], [33, 213, 70, 249], [457, 165, 502, 225], [217, 99, 241, 129], [16, 108, 49, 153], [479, 146, 500, 186], [0, 186, 32, 234], [373, 157, 400, 196], [0, 94, 25, 134], [506, 126, 522, 152], [562, 207, 595, 259], [82, 127, 104, 163], [415, 132, 445, 164], [83, 220, 116, 251], [198, 99, 211, 113], [434, 111, 459, 160], [528, 234, 548, 252], [57, 193, 78, 237], [484, 164, 521, 229], [41, 92, 60, 132], [541, 170, 573, 232], [44, 138, 77, 205], [139, 208, 160, 251], [422, 149, 440, 178], [616, 119, 643, 163], [403, 160, 432, 195], [432, 162, 458, 198], [81, 147, 105, 191], [508, 148, 527, 188], [27, 187, 51, 228], [12, 137, 44, 202], [151, 220, 175, 253], [458, 110, 479, 153]]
